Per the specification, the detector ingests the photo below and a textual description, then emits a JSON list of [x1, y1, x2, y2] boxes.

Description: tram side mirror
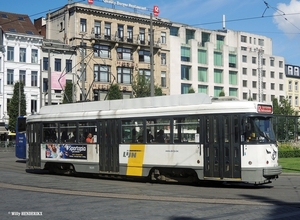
[[17, 117, 26, 133]]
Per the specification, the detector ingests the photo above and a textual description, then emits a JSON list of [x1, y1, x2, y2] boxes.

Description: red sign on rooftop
[[88, 0, 94, 4], [153, 6, 159, 16]]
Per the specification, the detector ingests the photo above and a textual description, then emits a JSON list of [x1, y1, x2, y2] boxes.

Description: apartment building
[[285, 64, 300, 113], [169, 23, 286, 104], [0, 11, 43, 123], [41, 2, 171, 101]]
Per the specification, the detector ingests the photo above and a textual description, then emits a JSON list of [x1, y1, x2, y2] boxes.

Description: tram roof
[[28, 93, 271, 122]]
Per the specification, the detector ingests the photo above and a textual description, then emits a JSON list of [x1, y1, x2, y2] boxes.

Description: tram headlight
[[266, 161, 269, 164], [248, 161, 252, 165]]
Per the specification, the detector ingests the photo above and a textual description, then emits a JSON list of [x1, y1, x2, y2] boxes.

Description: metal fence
[[273, 115, 300, 145], [0, 141, 15, 152]]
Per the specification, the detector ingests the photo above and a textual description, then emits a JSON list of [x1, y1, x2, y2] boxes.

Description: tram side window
[[146, 118, 170, 143], [173, 117, 199, 143], [121, 120, 143, 144], [79, 122, 97, 143], [59, 122, 77, 143], [43, 123, 58, 143]]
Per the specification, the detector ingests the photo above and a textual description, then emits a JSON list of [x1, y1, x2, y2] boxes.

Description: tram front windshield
[[245, 117, 276, 143]]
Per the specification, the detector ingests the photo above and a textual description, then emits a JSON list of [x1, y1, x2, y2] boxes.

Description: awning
[[0, 126, 8, 134]]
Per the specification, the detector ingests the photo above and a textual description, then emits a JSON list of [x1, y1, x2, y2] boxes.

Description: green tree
[[154, 85, 163, 96], [132, 73, 151, 98], [272, 98, 280, 114], [62, 81, 75, 104], [219, 90, 225, 96], [188, 87, 195, 93], [8, 82, 26, 132], [107, 83, 123, 100]]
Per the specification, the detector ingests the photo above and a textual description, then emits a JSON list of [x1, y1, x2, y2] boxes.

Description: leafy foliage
[[107, 83, 123, 100], [8, 82, 26, 132], [188, 87, 195, 93], [219, 90, 225, 96], [62, 81, 75, 104], [132, 73, 163, 98]]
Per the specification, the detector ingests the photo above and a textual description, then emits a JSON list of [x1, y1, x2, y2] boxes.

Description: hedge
[[278, 144, 300, 158]]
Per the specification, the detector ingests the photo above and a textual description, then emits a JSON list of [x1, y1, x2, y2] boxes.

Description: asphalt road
[[1, 151, 300, 220]]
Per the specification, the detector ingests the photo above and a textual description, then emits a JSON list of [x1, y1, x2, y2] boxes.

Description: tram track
[[0, 181, 273, 206]]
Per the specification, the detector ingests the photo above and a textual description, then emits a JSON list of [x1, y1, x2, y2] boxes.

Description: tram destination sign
[[257, 104, 272, 114]]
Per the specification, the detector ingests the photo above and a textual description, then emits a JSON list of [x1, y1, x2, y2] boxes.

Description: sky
[[1, 0, 300, 65]]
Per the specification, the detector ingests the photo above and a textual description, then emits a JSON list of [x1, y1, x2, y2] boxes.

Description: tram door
[[98, 120, 119, 173], [203, 115, 241, 179]]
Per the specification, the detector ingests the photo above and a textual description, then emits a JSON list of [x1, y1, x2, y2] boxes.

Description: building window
[[186, 29, 195, 44], [262, 70, 266, 77], [229, 54, 236, 68], [31, 49, 38, 63], [138, 50, 150, 62], [252, 57, 256, 64], [170, 27, 179, 36], [31, 71, 38, 86], [262, 58, 266, 65], [229, 71, 237, 85], [279, 61, 283, 68], [214, 52, 222, 66], [7, 69, 14, 85], [289, 81, 292, 91], [161, 71, 166, 87], [94, 64, 110, 82], [31, 100, 37, 113], [262, 82, 266, 89], [43, 57, 48, 70], [94, 20, 101, 35], [55, 58, 61, 71], [296, 96, 299, 106], [242, 55, 247, 62], [94, 44, 111, 58], [117, 67, 131, 84], [161, 32, 166, 44], [127, 26, 133, 43], [243, 92, 248, 100], [66, 59, 72, 73], [181, 65, 191, 80], [161, 53, 166, 65], [198, 85, 208, 94], [214, 69, 223, 83], [139, 28, 145, 44], [270, 71, 274, 78], [105, 22, 111, 40], [229, 88, 238, 97], [252, 69, 257, 76], [270, 58, 274, 66], [80, 18, 86, 32], [198, 49, 207, 64], [19, 70, 26, 83], [198, 67, 207, 82], [258, 38, 264, 46], [271, 83, 275, 90], [279, 72, 283, 79], [181, 46, 190, 62], [118, 24, 124, 41], [243, 80, 247, 87], [295, 82, 298, 91], [182, 83, 192, 94], [253, 93, 257, 101], [279, 84, 283, 91], [242, 68, 247, 75], [214, 86, 223, 97], [241, 35, 247, 43], [19, 48, 26, 62], [252, 81, 257, 88], [117, 47, 132, 60], [7, 46, 14, 61], [139, 69, 150, 80]]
